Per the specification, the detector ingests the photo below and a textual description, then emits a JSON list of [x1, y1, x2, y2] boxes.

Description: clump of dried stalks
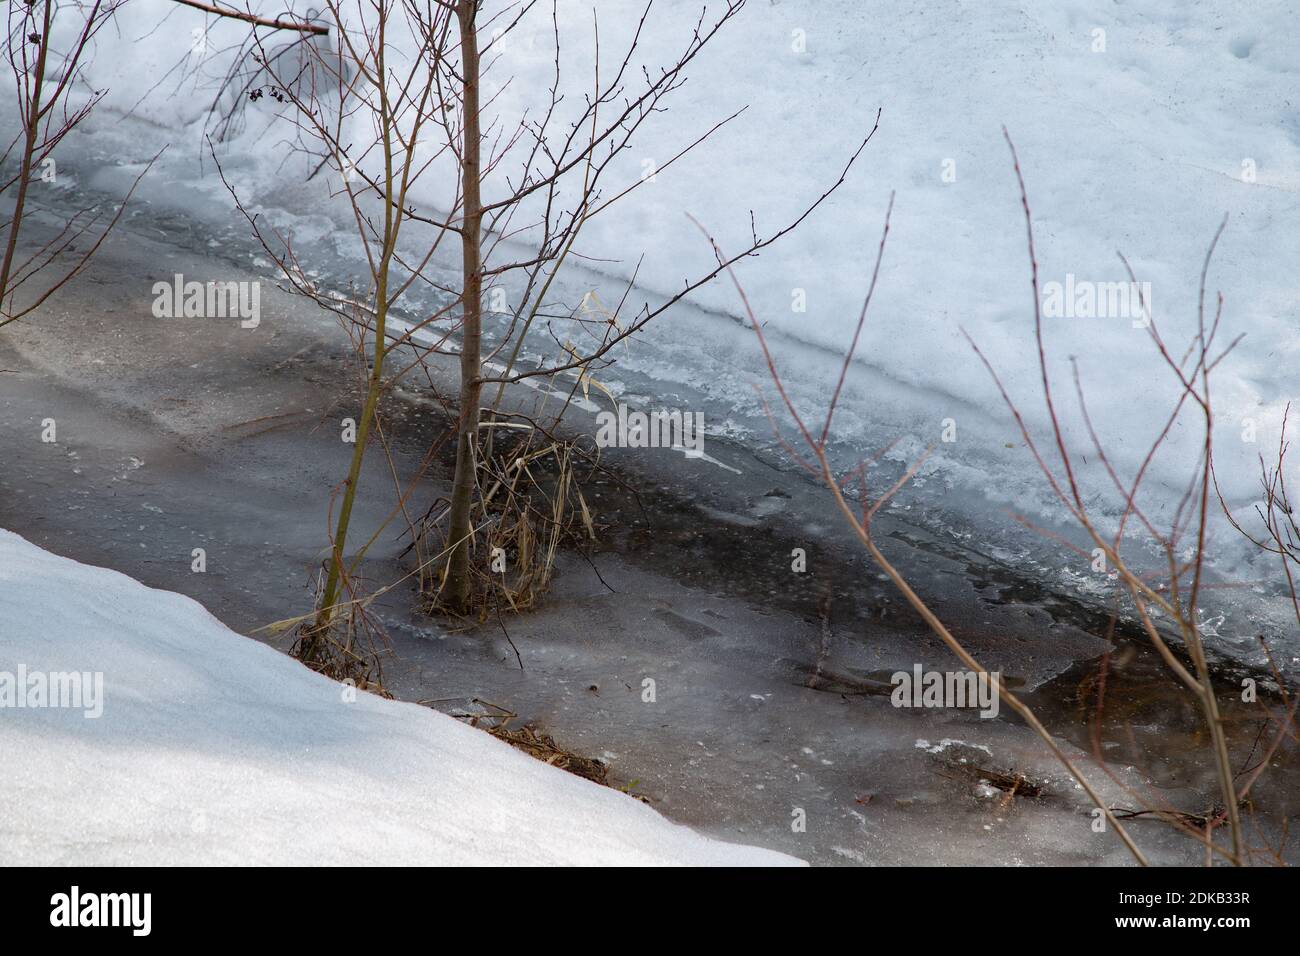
[[257, 556, 392, 690], [417, 416, 598, 623], [289, 594, 390, 692], [442, 699, 609, 785], [488, 723, 609, 786]]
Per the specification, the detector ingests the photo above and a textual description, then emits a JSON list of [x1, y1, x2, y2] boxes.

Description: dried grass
[[421, 417, 597, 620]]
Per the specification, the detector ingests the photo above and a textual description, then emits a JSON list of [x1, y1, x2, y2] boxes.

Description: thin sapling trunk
[[442, 0, 483, 612]]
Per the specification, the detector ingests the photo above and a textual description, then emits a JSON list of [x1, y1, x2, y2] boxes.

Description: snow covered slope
[[0, 530, 798, 866], [52, 2, 1297, 524]]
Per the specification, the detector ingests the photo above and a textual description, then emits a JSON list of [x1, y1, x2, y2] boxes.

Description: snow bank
[[0, 530, 798, 866], [450, 0, 1300, 555], [53, 2, 1298, 512]]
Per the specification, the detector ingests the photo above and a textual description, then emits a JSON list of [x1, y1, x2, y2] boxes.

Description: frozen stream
[[20, 104, 1300, 675]]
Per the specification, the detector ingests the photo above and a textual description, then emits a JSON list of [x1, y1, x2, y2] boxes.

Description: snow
[[0, 529, 799, 865], [59, 4, 1298, 481], [451, 0, 1299, 583]]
